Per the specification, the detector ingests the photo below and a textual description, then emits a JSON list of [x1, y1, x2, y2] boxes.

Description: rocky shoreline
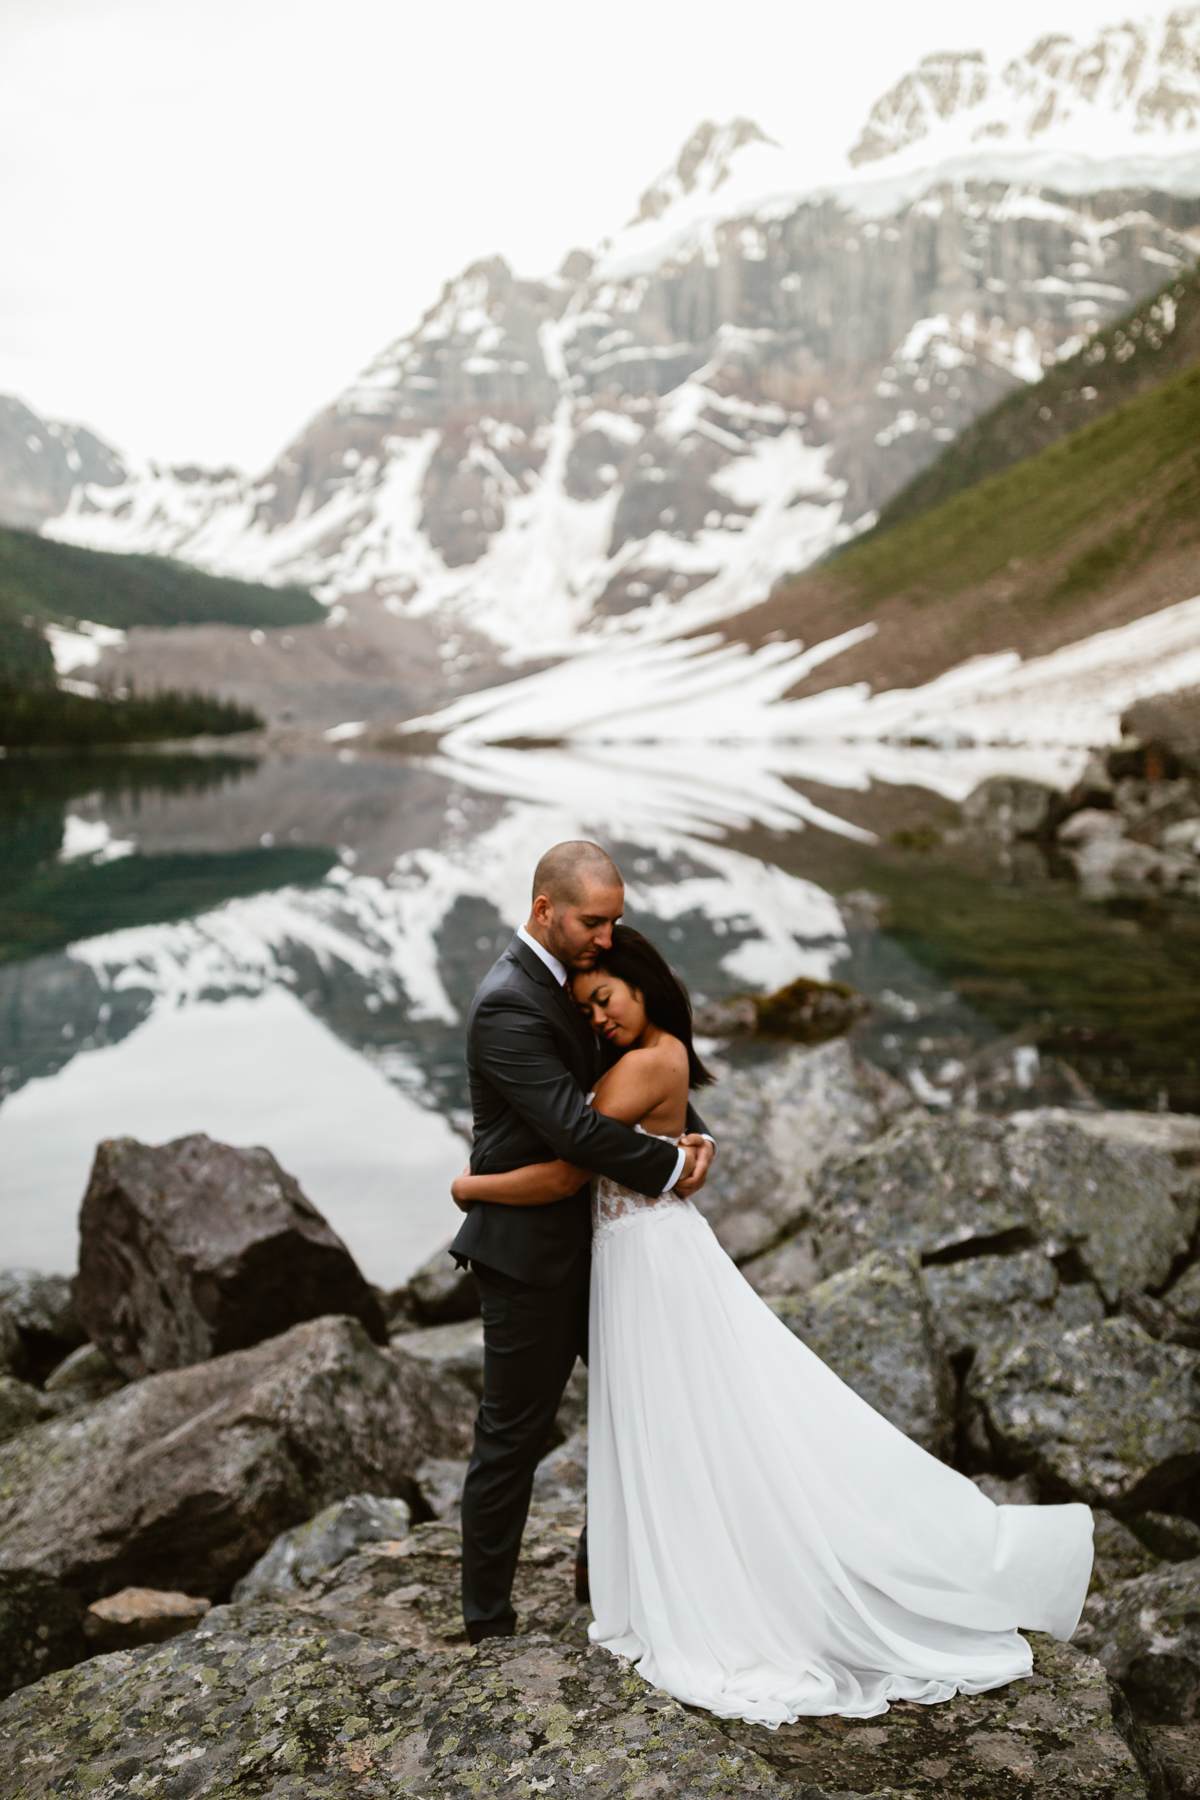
[[1, 1040, 1199, 1797]]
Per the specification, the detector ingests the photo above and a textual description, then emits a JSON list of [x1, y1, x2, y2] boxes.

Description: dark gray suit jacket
[[449, 933, 711, 1285]]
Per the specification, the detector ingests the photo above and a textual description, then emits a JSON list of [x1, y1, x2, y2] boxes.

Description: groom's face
[[542, 876, 624, 971]]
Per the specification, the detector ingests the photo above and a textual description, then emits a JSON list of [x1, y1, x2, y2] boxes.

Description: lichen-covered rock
[[769, 1250, 955, 1456], [695, 1039, 911, 1267], [0, 1316, 475, 1604], [73, 1132, 388, 1376], [0, 1569, 87, 1701], [232, 1494, 414, 1602], [0, 1268, 85, 1383], [83, 1586, 211, 1653], [969, 1317, 1200, 1509], [0, 1597, 792, 1798], [1075, 1556, 1200, 1725], [1162, 1260, 1200, 1347], [693, 976, 868, 1042], [389, 1317, 484, 1394], [0, 1491, 1149, 1799], [961, 775, 1063, 841]]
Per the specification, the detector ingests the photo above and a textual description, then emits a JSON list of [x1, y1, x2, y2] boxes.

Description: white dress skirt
[[584, 1122, 1096, 1730]]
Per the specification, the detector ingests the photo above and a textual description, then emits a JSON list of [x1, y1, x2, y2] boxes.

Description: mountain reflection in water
[[3, 730, 1193, 1285]]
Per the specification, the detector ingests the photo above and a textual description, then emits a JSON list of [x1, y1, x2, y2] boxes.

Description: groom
[[451, 839, 715, 1642]]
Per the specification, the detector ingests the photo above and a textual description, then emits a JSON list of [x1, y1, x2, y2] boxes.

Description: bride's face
[[571, 968, 647, 1050]]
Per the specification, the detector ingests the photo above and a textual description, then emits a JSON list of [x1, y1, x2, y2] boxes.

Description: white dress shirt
[[517, 924, 688, 1194]]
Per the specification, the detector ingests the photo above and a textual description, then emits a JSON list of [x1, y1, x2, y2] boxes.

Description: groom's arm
[[472, 991, 680, 1197]]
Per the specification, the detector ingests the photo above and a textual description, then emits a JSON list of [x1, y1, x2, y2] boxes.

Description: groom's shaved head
[[532, 840, 622, 906]]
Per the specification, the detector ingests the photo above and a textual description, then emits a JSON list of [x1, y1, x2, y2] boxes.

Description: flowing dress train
[[585, 1122, 1095, 1729]]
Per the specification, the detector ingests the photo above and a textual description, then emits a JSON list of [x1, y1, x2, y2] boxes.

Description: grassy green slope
[[867, 261, 1200, 538], [722, 352, 1200, 694]]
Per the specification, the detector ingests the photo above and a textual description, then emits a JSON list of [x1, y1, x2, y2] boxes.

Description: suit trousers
[[460, 1251, 589, 1633]]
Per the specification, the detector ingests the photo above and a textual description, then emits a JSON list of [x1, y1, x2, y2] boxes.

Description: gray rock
[[1057, 808, 1126, 844], [1162, 1261, 1200, 1345], [398, 1239, 481, 1325], [74, 1132, 388, 1377], [0, 1309, 23, 1380], [961, 775, 1061, 841], [531, 1430, 588, 1508], [692, 976, 868, 1043], [1075, 1556, 1200, 1725], [0, 1570, 86, 1703], [770, 1250, 955, 1456], [0, 1315, 476, 1604], [923, 1247, 1060, 1360], [1006, 1110, 1198, 1306], [412, 1455, 468, 1521], [232, 1494, 414, 1601], [1122, 690, 1200, 777], [389, 1317, 484, 1394], [41, 1339, 127, 1404], [1128, 1511, 1200, 1564], [1088, 1512, 1163, 1597], [0, 1375, 47, 1444], [809, 1110, 1032, 1280], [970, 1317, 1200, 1509], [0, 1269, 84, 1383], [696, 1038, 911, 1267], [1161, 816, 1200, 857]]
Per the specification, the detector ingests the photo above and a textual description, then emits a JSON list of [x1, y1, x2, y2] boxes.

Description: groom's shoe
[[466, 1616, 517, 1644]]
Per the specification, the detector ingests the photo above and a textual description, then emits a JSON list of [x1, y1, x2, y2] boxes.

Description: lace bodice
[[586, 1095, 695, 1248]]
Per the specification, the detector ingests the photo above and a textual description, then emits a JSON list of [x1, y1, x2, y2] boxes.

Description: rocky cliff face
[[16, 8, 1200, 661]]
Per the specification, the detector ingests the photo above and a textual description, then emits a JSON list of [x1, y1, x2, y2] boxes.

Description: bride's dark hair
[[591, 924, 715, 1089]]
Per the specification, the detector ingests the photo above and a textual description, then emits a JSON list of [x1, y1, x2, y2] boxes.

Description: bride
[[450, 924, 1096, 1729]]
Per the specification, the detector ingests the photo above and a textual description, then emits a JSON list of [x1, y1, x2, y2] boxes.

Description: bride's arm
[[452, 1159, 586, 1209]]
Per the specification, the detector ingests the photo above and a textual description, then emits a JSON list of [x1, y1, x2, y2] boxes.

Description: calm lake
[[3, 737, 1198, 1287]]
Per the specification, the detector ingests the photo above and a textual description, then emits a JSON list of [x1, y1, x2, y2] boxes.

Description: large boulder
[[969, 1317, 1200, 1510], [809, 1108, 1199, 1309], [0, 1499, 1148, 1799], [694, 1038, 911, 1268], [808, 1111, 1032, 1280], [73, 1132, 388, 1377], [0, 1315, 476, 1606], [769, 1250, 955, 1457]]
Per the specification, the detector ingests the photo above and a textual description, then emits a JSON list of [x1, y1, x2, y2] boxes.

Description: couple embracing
[[449, 840, 1095, 1730]]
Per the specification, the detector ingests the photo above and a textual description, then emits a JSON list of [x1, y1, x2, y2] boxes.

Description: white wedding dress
[[584, 1117, 1096, 1729]]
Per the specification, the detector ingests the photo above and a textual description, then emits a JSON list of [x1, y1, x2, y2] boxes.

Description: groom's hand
[[674, 1134, 714, 1199]]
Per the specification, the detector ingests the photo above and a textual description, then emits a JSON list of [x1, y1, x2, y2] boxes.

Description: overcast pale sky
[[1, 0, 1123, 471]]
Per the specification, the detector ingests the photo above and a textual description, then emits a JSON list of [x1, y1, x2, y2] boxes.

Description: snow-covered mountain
[[20, 7, 1200, 665]]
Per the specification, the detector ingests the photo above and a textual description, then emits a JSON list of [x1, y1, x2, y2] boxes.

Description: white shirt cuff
[[660, 1145, 688, 1196]]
